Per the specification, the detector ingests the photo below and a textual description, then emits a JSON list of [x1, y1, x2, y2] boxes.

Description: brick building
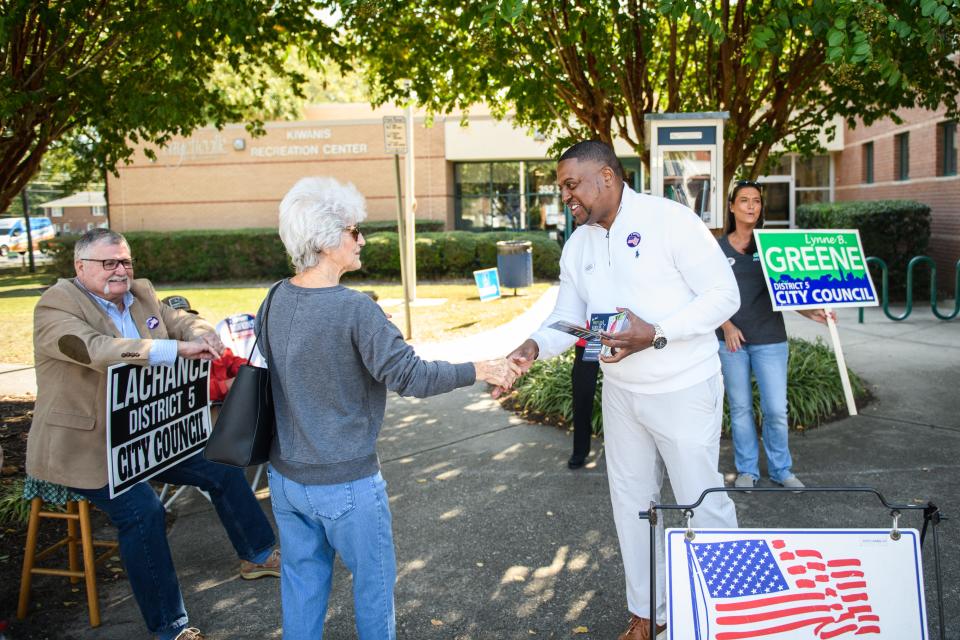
[[105, 103, 636, 235], [104, 103, 836, 235], [105, 102, 958, 287], [835, 105, 959, 287], [37, 191, 108, 235]]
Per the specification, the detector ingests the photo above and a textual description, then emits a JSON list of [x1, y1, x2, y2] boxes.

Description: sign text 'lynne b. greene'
[[754, 229, 879, 311], [106, 359, 211, 497]]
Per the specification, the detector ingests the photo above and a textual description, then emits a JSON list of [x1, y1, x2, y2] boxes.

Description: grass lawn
[[0, 272, 553, 364]]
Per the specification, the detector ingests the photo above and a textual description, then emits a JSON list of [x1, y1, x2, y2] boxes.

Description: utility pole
[[403, 81, 417, 301], [20, 188, 35, 273], [383, 115, 413, 339]]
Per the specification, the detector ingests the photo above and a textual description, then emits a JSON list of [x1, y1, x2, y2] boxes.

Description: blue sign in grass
[[473, 267, 501, 302]]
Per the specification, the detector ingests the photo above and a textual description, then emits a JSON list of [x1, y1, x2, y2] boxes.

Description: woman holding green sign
[[717, 181, 832, 490]]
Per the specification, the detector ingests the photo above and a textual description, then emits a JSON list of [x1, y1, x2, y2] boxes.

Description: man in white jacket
[[505, 141, 740, 640]]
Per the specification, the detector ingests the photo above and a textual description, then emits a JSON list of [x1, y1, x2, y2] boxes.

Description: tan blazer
[[27, 278, 214, 489]]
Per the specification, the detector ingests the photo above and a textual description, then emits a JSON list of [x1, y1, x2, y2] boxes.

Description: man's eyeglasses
[[81, 258, 134, 270], [344, 225, 362, 241]]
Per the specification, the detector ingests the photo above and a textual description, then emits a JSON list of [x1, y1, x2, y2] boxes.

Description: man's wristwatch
[[652, 324, 667, 350]]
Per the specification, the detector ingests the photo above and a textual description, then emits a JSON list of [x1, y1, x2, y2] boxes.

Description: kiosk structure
[[645, 112, 729, 229]]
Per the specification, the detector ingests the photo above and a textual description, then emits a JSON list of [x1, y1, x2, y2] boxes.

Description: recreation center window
[[454, 159, 645, 232], [939, 121, 957, 176], [895, 133, 910, 181], [863, 142, 874, 184], [793, 155, 831, 207]]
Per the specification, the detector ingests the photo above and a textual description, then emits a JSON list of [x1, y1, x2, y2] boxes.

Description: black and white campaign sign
[[106, 359, 211, 497]]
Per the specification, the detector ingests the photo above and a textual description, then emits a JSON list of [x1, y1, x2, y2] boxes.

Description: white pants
[[603, 373, 738, 623]]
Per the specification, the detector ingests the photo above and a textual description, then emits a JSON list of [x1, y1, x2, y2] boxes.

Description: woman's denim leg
[[327, 472, 397, 640], [749, 341, 792, 482], [268, 466, 336, 639], [70, 483, 188, 638], [268, 467, 397, 640], [718, 342, 760, 480]]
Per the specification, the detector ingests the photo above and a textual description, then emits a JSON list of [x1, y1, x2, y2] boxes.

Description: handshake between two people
[[473, 356, 527, 396], [476, 338, 541, 400], [479, 309, 661, 399]]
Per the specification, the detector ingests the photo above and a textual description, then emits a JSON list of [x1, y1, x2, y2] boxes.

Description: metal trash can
[[496, 240, 533, 291]]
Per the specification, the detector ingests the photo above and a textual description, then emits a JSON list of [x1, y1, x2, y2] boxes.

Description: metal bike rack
[[639, 486, 947, 640], [859, 256, 960, 322]]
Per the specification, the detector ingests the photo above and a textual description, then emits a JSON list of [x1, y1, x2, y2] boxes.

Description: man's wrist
[[149, 339, 178, 366], [527, 339, 540, 360], [651, 324, 667, 350]]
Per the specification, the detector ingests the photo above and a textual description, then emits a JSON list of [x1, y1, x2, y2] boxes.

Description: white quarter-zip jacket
[[530, 185, 740, 394]]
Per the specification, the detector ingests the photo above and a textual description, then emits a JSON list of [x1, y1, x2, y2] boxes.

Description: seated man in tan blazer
[[27, 228, 279, 640]]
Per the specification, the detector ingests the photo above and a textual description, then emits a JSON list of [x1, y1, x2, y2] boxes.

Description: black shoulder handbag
[[203, 281, 283, 467]]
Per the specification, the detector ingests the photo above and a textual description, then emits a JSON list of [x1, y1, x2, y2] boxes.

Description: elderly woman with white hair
[[261, 176, 518, 639]]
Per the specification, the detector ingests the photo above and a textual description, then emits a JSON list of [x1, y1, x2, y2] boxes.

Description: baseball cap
[[161, 295, 198, 314]]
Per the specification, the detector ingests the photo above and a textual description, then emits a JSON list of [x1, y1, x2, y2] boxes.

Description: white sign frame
[[666, 528, 927, 639]]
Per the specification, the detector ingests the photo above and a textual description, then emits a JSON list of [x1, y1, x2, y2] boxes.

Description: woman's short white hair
[[278, 176, 368, 272]]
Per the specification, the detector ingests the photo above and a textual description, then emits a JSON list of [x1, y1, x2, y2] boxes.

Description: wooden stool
[[17, 485, 119, 627]]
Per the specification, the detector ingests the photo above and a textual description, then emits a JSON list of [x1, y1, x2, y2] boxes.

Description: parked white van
[[0, 217, 55, 256]]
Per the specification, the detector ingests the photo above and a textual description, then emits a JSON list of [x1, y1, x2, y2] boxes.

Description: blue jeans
[[718, 341, 793, 483], [71, 453, 276, 639], [268, 466, 396, 640]]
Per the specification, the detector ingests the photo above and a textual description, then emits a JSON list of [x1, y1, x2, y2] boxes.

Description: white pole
[[519, 161, 527, 230], [825, 306, 857, 416], [404, 98, 417, 301]]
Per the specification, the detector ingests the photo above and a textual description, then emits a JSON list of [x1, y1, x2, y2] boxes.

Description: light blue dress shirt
[[79, 282, 178, 366]]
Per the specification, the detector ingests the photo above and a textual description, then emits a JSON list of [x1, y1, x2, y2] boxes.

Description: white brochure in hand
[[549, 311, 630, 361]]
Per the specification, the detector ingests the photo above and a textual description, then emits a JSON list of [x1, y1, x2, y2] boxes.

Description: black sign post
[[383, 115, 413, 338]]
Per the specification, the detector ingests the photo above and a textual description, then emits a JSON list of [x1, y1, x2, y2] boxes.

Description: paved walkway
[[5, 293, 958, 639]]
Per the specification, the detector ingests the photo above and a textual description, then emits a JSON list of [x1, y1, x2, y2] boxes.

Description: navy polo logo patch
[[146, 316, 160, 329], [626, 232, 642, 247]]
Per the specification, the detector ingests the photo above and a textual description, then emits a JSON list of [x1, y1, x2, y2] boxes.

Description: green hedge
[[796, 200, 931, 299], [44, 229, 561, 282], [507, 337, 867, 436], [361, 219, 446, 235], [44, 229, 292, 282]]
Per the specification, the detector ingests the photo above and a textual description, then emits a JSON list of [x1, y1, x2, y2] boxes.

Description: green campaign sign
[[754, 229, 878, 310]]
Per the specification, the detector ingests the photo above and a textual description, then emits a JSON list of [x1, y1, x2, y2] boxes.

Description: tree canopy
[[336, 0, 960, 185], [0, 0, 339, 214]]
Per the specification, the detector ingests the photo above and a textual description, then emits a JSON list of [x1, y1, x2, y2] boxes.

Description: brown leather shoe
[[618, 614, 667, 640], [240, 548, 281, 580]]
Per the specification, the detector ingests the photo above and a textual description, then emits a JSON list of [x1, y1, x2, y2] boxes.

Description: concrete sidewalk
[[8, 299, 959, 639], [0, 363, 38, 396]]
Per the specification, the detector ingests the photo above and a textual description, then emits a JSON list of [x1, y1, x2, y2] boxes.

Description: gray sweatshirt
[[259, 280, 476, 485]]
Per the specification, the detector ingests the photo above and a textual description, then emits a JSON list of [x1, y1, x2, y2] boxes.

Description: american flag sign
[[665, 530, 927, 639]]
